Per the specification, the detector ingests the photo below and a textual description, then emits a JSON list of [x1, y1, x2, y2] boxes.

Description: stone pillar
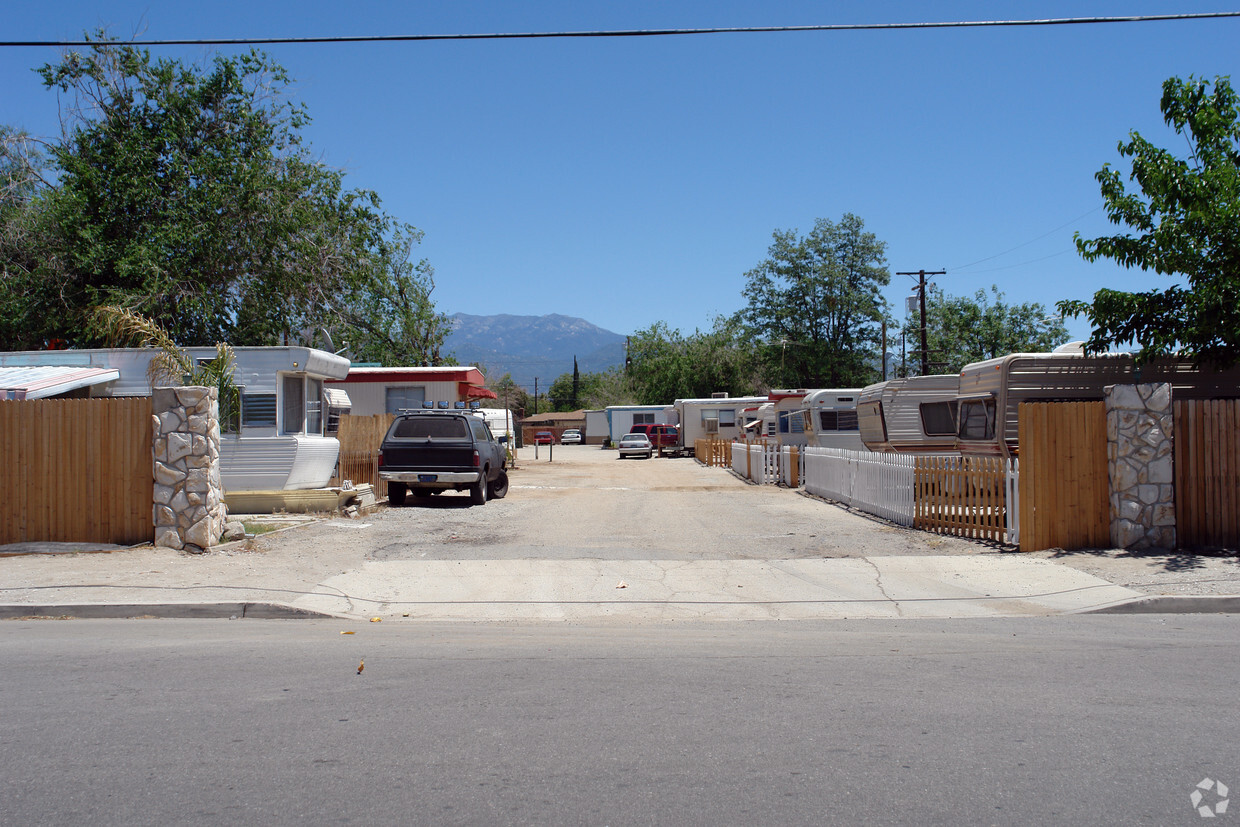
[[151, 387, 227, 552], [1106, 383, 1175, 550]]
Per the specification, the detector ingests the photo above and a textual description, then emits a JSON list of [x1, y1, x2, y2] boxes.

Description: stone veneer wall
[[152, 387, 227, 551], [1106, 382, 1175, 550]]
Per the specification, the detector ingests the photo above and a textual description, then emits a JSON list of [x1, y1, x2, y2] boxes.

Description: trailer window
[[306, 378, 323, 436], [718, 409, 736, 428], [818, 410, 859, 432], [241, 393, 277, 429], [392, 416, 470, 440], [958, 399, 996, 440], [778, 411, 806, 434], [386, 386, 426, 415], [858, 401, 887, 442], [919, 401, 958, 436], [282, 375, 304, 434]]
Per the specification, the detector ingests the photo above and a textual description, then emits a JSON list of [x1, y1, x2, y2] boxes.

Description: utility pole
[[533, 378, 538, 415], [897, 269, 945, 376]]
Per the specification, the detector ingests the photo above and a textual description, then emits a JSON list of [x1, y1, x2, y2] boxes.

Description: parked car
[[560, 428, 583, 444], [534, 431, 555, 444], [629, 423, 679, 451], [618, 432, 653, 459]]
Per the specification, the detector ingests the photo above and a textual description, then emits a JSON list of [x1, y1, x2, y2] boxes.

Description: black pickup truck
[[378, 411, 509, 506]]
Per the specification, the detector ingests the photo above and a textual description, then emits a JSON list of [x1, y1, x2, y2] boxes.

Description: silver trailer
[[956, 351, 1240, 457], [857, 375, 960, 453], [803, 388, 866, 450], [0, 346, 350, 490]]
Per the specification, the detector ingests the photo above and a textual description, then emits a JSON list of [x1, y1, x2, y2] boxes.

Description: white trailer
[[672, 396, 769, 450], [857, 375, 960, 453], [803, 388, 866, 450], [0, 346, 350, 491]]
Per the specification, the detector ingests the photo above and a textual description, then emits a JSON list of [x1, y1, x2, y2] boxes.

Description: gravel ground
[[4, 443, 1238, 599]]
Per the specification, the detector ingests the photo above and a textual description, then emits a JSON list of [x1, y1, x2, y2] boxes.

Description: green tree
[[485, 373, 532, 417], [2, 33, 448, 361], [905, 285, 1069, 374], [1059, 75, 1240, 368], [740, 214, 889, 388], [626, 316, 759, 404]]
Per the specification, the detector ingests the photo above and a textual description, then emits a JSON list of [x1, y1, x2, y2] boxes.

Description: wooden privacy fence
[[331, 413, 395, 497], [1175, 398, 1240, 548], [1017, 401, 1109, 552], [0, 398, 153, 545], [694, 438, 732, 468], [914, 455, 1015, 544]]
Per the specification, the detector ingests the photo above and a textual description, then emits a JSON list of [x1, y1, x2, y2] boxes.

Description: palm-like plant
[[92, 305, 239, 431]]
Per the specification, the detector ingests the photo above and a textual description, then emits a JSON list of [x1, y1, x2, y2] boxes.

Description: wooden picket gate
[[1175, 399, 1240, 548], [913, 455, 1012, 543], [0, 397, 153, 545], [694, 438, 732, 468], [1017, 401, 1109, 551]]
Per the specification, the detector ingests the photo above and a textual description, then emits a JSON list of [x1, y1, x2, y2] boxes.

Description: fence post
[[151, 386, 228, 551], [789, 446, 799, 487]]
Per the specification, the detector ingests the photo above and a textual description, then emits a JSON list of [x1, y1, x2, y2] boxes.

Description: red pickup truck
[[629, 423, 679, 451]]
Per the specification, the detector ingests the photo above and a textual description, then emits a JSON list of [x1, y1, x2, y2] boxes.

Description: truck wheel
[[470, 471, 488, 505], [488, 469, 509, 500], [388, 482, 407, 506]]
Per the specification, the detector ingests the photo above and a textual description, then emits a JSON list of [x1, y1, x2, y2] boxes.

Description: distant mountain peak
[[444, 313, 626, 389]]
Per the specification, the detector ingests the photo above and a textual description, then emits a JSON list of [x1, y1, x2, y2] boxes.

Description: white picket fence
[[725, 440, 1022, 544], [730, 442, 804, 486], [803, 447, 917, 527]]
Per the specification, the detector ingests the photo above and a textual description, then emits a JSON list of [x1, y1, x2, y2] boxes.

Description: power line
[[2, 12, 1238, 48], [951, 206, 1103, 271]]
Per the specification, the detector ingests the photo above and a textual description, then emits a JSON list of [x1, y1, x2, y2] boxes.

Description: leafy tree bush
[[1059, 75, 1240, 368]]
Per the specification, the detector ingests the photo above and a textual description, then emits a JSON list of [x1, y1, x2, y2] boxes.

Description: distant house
[[0, 346, 349, 491], [325, 366, 497, 416], [519, 410, 586, 445]]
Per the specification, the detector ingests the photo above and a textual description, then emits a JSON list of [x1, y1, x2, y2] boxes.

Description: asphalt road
[[2, 616, 1237, 825]]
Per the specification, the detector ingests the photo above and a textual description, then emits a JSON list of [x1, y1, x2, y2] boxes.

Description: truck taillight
[[377, 451, 383, 468], [472, 450, 480, 467]]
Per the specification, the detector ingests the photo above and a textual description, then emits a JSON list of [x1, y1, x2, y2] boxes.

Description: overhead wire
[[2, 12, 1239, 48]]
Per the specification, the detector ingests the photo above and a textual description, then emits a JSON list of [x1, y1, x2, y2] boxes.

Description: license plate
[[418, 474, 438, 483]]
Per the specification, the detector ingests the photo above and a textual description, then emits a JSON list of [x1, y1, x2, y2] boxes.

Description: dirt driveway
[[272, 444, 986, 562]]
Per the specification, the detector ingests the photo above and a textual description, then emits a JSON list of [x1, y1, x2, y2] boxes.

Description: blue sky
[[4, 2, 1238, 347]]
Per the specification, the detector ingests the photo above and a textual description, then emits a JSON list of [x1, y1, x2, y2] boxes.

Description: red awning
[[460, 382, 497, 400]]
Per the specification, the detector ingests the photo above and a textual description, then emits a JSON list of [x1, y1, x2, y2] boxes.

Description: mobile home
[[604, 404, 675, 445], [0, 346, 350, 491], [672, 396, 769, 447], [956, 350, 1240, 457], [857, 375, 960, 453]]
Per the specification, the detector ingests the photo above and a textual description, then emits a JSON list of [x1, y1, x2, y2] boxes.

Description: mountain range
[[442, 313, 627, 391]]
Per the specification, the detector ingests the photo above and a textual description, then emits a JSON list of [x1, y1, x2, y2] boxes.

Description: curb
[[1081, 595, 1240, 615], [0, 603, 333, 620]]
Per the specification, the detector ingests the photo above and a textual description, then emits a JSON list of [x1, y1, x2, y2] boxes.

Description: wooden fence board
[[1017, 401, 1109, 552], [913, 455, 1010, 544], [1176, 399, 1240, 549], [0, 398, 153, 545]]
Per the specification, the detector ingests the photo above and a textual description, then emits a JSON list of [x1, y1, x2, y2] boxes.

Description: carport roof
[[0, 365, 120, 400]]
